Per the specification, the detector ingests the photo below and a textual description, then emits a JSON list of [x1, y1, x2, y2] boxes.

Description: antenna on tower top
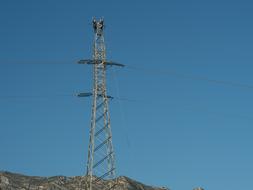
[[92, 17, 104, 35]]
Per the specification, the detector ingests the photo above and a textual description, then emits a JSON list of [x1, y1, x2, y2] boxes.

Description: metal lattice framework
[[78, 18, 124, 190]]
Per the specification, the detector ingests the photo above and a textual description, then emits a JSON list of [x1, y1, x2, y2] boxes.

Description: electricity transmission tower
[[77, 18, 124, 190]]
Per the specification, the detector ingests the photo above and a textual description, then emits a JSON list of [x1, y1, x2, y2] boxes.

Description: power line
[[0, 94, 73, 99], [126, 65, 253, 90], [2, 60, 252, 90], [0, 60, 73, 65], [114, 96, 253, 123], [111, 67, 131, 148]]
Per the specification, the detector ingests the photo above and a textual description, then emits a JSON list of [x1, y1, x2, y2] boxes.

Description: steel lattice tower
[[77, 18, 124, 190]]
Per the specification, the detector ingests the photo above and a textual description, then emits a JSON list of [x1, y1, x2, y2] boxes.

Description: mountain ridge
[[0, 171, 169, 190]]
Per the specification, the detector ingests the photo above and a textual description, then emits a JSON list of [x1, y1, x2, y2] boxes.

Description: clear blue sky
[[0, 0, 253, 189]]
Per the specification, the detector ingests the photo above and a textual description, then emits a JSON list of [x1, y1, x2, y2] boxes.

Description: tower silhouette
[[78, 18, 124, 190]]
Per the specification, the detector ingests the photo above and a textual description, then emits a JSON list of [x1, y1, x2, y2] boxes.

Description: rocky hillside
[[0, 171, 169, 190]]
